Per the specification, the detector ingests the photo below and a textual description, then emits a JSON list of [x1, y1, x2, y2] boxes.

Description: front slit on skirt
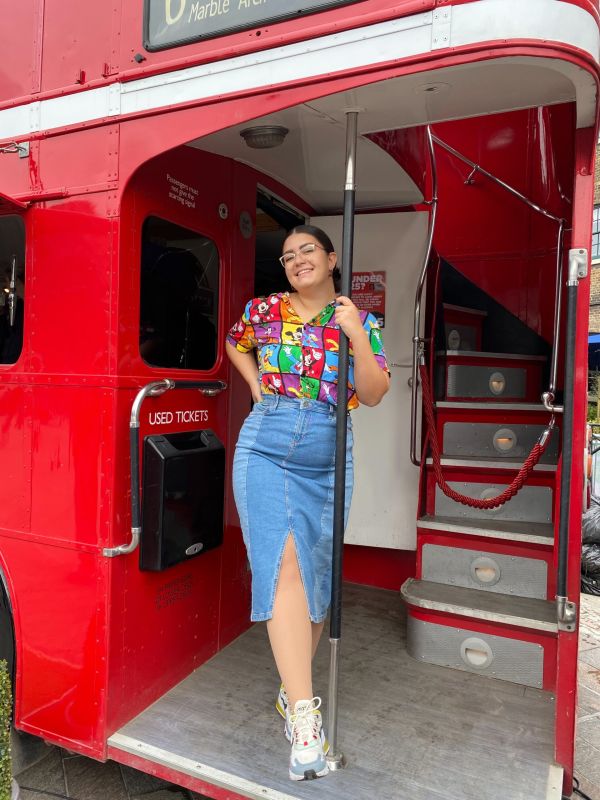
[[232, 395, 354, 623]]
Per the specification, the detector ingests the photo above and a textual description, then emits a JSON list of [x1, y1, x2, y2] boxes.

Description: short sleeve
[[226, 300, 257, 353], [363, 313, 390, 375]]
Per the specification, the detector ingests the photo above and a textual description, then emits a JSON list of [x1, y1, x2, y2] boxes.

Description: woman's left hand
[[334, 296, 365, 340]]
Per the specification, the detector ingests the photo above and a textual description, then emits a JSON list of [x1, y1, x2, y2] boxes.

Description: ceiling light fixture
[[240, 125, 289, 149]]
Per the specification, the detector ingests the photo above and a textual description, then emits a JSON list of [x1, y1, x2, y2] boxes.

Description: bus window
[[140, 216, 219, 370], [0, 216, 25, 365]]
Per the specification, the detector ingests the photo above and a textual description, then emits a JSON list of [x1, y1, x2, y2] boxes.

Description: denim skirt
[[232, 395, 354, 623]]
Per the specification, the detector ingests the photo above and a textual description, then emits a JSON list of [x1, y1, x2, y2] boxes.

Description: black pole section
[[327, 110, 358, 770], [557, 282, 578, 601], [330, 187, 355, 641], [330, 112, 357, 641]]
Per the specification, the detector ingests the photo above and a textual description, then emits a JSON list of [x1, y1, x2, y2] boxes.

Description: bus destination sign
[[145, 0, 360, 50]]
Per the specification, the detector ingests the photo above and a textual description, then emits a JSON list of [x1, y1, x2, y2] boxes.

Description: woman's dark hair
[[285, 224, 342, 292]]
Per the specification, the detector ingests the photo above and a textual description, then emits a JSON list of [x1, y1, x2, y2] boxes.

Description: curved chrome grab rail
[[410, 126, 438, 467], [431, 134, 566, 417], [104, 378, 227, 558]]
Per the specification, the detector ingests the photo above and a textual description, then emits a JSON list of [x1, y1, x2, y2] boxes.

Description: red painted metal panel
[[105, 534, 223, 736], [40, 0, 116, 93], [28, 198, 115, 376], [343, 545, 416, 590], [29, 387, 113, 548], [3, 538, 108, 754], [0, 0, 39, 105], [0, 387, 32, 532], [554, 125, 597, 799], [37, 127, 119, 197], [118, 0, 434, 84]]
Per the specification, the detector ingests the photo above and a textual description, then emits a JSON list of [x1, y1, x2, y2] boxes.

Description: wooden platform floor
[[110, 584, 557, 800]]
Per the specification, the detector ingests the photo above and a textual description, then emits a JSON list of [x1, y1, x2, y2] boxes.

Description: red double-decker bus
[[0, 1, 598, 798]]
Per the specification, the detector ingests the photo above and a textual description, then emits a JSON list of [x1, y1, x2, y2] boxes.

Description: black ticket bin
[[140, 429, 225, 571]]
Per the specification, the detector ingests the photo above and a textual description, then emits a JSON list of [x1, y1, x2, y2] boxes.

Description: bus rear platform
[[107, 583, 559, 800]]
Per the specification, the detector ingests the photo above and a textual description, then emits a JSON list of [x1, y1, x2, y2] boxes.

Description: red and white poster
[[352, 271, 386, 327]]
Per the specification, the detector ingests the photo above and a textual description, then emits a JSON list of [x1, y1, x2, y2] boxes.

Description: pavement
[[576, 592, 600, 800], [12, 592, 600, 800]]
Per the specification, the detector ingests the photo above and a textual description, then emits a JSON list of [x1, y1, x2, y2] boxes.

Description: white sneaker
[[278, 685, 330, 753], [288, 698, 328, 781]]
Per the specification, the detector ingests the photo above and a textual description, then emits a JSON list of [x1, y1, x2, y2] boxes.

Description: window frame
[[0, 214, 26, 368], [592, 204, 600, 264], [139, 214, 221, 373]]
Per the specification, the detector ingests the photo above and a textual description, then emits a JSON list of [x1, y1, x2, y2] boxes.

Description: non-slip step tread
[[435, 401, 551, 412], [418, 515, 554, 544], [425, 456, 557, 472], [443, 303, 487, 317], [401, 578, 558, 632], [437, 350, 546, 362]]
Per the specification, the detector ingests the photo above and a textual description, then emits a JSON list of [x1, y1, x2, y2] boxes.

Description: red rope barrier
[[419, 364, 554, 510]]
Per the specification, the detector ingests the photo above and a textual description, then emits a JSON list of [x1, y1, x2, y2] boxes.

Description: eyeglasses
[[279, 242, 327, 268]]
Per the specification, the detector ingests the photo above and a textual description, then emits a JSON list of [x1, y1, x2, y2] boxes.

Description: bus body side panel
[[104, 146, 258, 736], [555, 125, 596, 792], [5, 537, 109, 756]]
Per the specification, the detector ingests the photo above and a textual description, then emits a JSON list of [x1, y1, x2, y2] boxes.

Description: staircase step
[[426, 456, 557, 472], [435, 401, 549, 411], [417, 515, 554, 545], [435, 351, 544, 402], [405, 612, 552, 689], [430, 477, 553, 524], [401, 579, 557, 632], [443, 304, 487, 318], [443, 304, 486, 351], [437, 350, 546, 362], [420, 543, 549, 599], [439, 420, 559, 462]]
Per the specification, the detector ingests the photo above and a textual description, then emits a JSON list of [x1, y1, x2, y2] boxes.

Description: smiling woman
[[225, 223, 389, 782]]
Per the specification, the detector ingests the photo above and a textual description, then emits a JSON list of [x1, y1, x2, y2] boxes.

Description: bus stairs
[[107, 304, 563, 800], [403, 302, 564, 797]]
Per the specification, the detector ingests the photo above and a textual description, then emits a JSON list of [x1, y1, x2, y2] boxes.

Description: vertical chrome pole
[[410, 126, 438, 466], [327, 110, 358, 771]]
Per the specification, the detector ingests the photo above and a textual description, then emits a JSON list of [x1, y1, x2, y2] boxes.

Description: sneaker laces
[[290, 698, 322, 746]]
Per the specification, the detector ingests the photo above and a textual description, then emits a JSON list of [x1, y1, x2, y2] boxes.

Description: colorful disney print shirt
[[226, 292, 389, 410]]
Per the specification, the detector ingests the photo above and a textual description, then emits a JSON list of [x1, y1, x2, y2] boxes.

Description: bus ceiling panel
[[307, 57, 583, 131], [192, 53, 587, 212], [193, 104, 424, 214]]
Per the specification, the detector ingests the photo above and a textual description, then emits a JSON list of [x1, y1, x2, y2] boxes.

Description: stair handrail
[[430, 135, 566, 415], [410, 125, 438, 466], [420, 363, 555, 509]]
